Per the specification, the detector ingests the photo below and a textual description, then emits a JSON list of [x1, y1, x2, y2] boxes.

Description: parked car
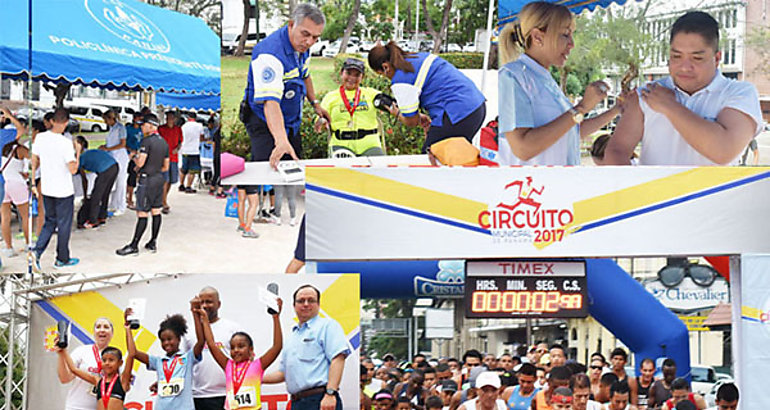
[[703, 378, 733, 407], [359, 41, 376, 53], [322, 41, 341, 58], [690, 364, 718, 396], [310, 40, 329, 56], [463, 42, 477, 52], [65, 104, 109, 132], [105, 105, 137, 123], [445, 43, 463, 52], [14, 106, 81, 133], [221, 32, 262, 55]]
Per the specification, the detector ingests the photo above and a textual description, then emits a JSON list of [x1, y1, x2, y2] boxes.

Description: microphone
[[57, 320, 69, 348], [267, 283, 279, 315]]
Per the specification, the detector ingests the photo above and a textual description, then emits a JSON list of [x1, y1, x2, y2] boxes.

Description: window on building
[[0, 79, 10, 100], [731, 39, 736, 65]]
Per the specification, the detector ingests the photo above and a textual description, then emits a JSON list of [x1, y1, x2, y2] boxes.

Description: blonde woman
[[498, 2, 622, 165]]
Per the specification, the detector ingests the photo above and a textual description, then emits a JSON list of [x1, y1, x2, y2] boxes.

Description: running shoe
[[179, 185, 187, 192], [30, 251, 41, 273], [290, 217, 298, 227], [1, 248, 17, 258], [162, 206, 170, 215], [144, 241, 157, 253], [116, 244, 139, 256], [53, 258, 80, 268], [236, 224, 245, 232], [185, 187, 197, 194], [83, 222, 99, 229], [270, 213, 281, 226], [242, 229, 260, 238]]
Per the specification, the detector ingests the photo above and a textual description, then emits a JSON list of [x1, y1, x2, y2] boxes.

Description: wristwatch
[[311, 99, 321, 106], [568, 106, 585, 124], [325, 387, 337, 396]]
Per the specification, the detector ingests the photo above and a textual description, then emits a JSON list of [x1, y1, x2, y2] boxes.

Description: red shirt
[[158, 124, 182, 163]]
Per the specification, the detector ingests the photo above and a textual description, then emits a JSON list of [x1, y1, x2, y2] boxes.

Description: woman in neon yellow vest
[[315, 58, 385, 156]]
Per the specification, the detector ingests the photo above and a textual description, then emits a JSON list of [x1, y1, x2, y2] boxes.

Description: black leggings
[[423, 102, 486, 153]]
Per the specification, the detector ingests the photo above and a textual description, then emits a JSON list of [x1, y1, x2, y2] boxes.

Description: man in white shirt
[[178, 113, 205, 193], [191, 286, 241, 410], [606, 11, 762, 165], [30, 108, 81, 270]]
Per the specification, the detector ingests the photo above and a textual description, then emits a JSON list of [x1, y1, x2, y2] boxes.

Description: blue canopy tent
[[156, 92, 220, 111], [499, 0, 633, 25], [0, 0, 219, 95]]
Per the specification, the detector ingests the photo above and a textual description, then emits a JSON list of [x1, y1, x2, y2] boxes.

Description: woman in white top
[[498, 1, 622, 165], [0, 141, 30, 256], [99, 110, 129, 215], [57, 317, 115, 410]]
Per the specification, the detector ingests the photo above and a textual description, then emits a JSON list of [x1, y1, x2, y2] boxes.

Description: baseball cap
[[139, 113, 160, 126], [475, 371, 501, 389], [342, 58, 365, 73], [382, 353, 396, 361]]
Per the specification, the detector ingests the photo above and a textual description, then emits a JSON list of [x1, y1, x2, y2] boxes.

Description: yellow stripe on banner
[[307, 168, 487, 226], [319, 275, 360, 335], [536, 167, 770, 249], [51, 292, 156, 371], [742, 305, 762, 320]]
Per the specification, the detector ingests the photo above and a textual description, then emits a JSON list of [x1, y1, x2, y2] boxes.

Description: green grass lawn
[[221, 56, 338, 134]]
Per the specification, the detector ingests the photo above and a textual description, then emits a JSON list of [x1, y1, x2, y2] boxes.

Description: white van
[[65, 104, 109, 132]]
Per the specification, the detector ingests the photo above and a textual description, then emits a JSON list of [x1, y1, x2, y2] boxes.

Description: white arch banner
[[305, 167, 770, 260]]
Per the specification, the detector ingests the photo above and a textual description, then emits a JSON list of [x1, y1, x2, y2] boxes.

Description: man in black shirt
[[117, 113, 169, 255]]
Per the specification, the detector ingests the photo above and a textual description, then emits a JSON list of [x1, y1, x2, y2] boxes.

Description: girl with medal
[[57, 318, 115, 410], [315, 58, 386, 157], [194, 295, 284, 410], [498, 1, 626, 166], [126, 306, 205, 410], [56, 320, 135, 410]]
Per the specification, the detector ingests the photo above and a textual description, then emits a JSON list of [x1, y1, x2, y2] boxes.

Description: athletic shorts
[[238, 185, 259, 195], [162, 161, 179, 184], [181, 154, 201, 173], [3, 179, 29, 205], [135, 173, 165, 212], [246, 115, 301, 162], [127, 162, 138, 187]]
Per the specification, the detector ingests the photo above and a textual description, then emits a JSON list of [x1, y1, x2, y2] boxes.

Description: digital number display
[[464, 276, 588, 318]]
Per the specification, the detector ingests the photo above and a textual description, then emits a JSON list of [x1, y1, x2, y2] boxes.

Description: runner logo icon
[[478, 177, 574, 245]]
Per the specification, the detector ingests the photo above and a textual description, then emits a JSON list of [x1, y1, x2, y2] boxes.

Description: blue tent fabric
[[499, 0, 632, 26], [0, 0, 219, 95], [157, 92, 220, 111]]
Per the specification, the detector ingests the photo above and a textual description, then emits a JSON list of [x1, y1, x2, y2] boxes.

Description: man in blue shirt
[[75, 136, 118, 229], [264, 284, 350, 410], [243, 3, 330, 169], [126, 112, 143, 209]]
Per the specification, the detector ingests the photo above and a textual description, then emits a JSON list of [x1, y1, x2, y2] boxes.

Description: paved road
[[1, 186, 302, 274]]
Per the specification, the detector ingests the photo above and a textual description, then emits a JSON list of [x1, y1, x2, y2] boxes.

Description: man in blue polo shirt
[[75, 136, 118, 229], [263, 284, 350, 410], [244, 3, 330, 169]]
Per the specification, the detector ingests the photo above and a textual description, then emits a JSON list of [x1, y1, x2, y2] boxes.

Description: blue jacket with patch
[[245, 25, 310, 134]]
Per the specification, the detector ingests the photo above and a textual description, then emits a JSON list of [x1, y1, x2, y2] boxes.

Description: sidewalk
[[1, 187, 303, 274]]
